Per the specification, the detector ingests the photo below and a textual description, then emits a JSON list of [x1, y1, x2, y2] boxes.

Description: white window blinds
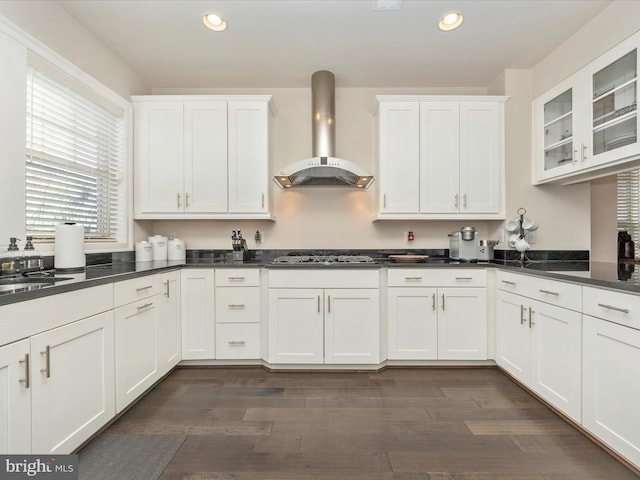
[[617, 169, 640, 256], [25, 55, 125, 241]]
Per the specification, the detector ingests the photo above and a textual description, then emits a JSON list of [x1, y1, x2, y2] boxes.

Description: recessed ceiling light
[[203, 13, 227, 32], [438, 11, 463, 31]]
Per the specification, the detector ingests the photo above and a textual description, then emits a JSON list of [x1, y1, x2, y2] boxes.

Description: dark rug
[[78, 433, 185, 480]]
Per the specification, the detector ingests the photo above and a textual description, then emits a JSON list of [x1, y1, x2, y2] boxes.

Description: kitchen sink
[[0, 276, 74, 293]]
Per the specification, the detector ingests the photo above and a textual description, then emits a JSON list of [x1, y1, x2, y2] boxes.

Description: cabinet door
[[114, 298, 160, 412], [0, 339, 31, 454], [387, 287, 438, 360], [377, 101, 420, 213], [158, 271, 181, 375], [529, 300, 582, 422], [184, 101, 228, 213], [31, 311, 115, 454], [533, 75, 583, 182], [419, 102, 460, 213], [496, 291, 530, 383], [228, 101, 269, 213], [268, 289, 324, 364], [437, 287, 487, 360], [583, 315, 640, 468], [325, 289, 380, 364], [134, 101, 184, 213], [181, 269, 215, 359], [459, 102, 501, 213], [583, 36, 639, 167]]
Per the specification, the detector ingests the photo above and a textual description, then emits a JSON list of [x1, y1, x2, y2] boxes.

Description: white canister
[[148, 235, 168, 261], [54, 223, 86, 270], [135, 241, 153, 262], [167, 238, 186, 262]]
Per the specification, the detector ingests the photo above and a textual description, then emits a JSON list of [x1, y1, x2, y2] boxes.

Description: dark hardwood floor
[[101, 367, 639, 479]]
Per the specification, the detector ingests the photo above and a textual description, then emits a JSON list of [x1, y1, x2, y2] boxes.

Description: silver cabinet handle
[[529, 307, 535, 328], [539, 289, 559, 296], [318, 295, 321, 313], [573, 148, 578, 165], [597, 303, 630, 314], [261, 193, 265, 209], [328, 296, 331, 313], [405, 276, 423, 281], [463, 193, 467, 209], [186, 193, 190, 208], [228, 340, 246, 346], [383, 193, 387, 209], [137, 302, 154, 311], [228, 304, 246, 309], [40, 346, 50, 378], [454, 193, 459, 209], [177, 192, 181, 208], [227, 276, 246, 281], [136, 285, 153, 292], [520, 305, 527, 325], [455, 277, 473, 281], [582, 144, 588, 161], [432, 293, 436, 311], [19, 353, 30, 389], [501, 280, 516, 286], [164, 280, 170, 297], [441, 294, 445, 311]]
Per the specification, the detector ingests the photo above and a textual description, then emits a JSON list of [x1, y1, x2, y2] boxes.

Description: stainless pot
[[460, 226, 476, 241]]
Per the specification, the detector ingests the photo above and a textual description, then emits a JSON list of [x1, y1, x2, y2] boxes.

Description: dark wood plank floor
[[100, 367, 639, 479]]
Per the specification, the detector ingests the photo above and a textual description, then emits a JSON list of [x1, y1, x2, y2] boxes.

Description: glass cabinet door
[[543, 88, 575, 172], [591, 49, 637, 156]]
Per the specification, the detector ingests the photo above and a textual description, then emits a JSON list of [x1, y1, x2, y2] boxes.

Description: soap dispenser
[[23, 236, 44, 272]]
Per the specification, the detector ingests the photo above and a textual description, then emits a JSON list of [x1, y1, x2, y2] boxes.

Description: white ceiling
[[57, 0, 613, 89]]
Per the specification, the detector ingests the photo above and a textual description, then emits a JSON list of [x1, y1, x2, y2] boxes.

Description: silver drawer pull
[[501, 280, 516, 286], [40, 346, 50, 378], [228, 340, 246, 346], [597, 303, 630, 314], [405, 276, 423, 281], [227, 276, 246, 281], [136, 285, 153, 292], [19, 353, 30, 389], [228, 304, 246, 309], [539, 289, 560, 296], [455, 277, 473, 281], [137, 302, 154, 311]]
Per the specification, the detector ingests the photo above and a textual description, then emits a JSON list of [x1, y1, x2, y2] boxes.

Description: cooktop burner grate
[[272, 255, 375, 264]]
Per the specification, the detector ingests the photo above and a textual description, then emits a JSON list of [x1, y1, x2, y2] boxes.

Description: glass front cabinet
[[533, 31, 639, 184]]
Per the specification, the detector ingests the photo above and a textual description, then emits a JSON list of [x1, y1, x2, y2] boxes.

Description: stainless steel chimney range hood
[[274, 71, 374, 189]]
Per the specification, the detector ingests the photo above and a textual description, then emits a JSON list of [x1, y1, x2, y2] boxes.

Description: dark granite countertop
[[1, 250, 639, 306]]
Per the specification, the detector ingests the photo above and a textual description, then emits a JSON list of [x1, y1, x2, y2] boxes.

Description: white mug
[[508, 233, 519, 248], [522, 218, 538, 231], [506, 220, 519, 232], [515, 237, 530, 252]]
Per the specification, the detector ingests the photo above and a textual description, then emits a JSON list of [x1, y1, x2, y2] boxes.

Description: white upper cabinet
[[133, 95, 274, 219], [375, 96, 506, 220], [533, 30, 640, 184]]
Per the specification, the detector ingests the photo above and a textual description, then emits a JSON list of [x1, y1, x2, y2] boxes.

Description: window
[[25, 53, 126, 243], [617, 168, 640, 256]]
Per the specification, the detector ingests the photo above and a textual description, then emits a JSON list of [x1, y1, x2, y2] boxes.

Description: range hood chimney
[[274, 71, 374, 189]]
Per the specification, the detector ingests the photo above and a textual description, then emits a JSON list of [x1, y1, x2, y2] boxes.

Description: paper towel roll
[[167, 238, 186, 262], [148, 235, 168, 261], [135, 241, 153, 262], [54, 223, 86, 270]]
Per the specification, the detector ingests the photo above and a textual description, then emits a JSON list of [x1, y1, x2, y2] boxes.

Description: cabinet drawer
[[215, 323, 261, 359], [215, 269, 260, 287], [269, 269, 379, 288], [215, 287, 260, 323], [113, 274, 161, 307], [583, 286, 640, 330], [497, 271, 581, 311], [387, 269, 486, 287]]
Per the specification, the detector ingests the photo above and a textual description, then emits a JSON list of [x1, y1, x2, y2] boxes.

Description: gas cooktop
[[272, 255, 375, 264]]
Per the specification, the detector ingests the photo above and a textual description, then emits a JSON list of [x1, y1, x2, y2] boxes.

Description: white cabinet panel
[[216, 323, 261, 360], [181, 269, 215, 359], [387, 287, 438, 360], [158, 271, 181, 373], [0, 339, 30, 454], [215, 287, 261, 323], [437, 287, 487, 360], [496, 291, 531, 384], [31, 311, 115, 454]]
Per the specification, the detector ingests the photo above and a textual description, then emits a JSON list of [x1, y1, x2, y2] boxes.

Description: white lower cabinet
[[496, 282, 582, 422], [267, 270, 380, 365], [181, 269, 215, 359], [0, 339, 31, 454], [583, 313, 640, 468], [31, 311, 115, 454], [158, 271, 181, 373], [387, 269, 487, 360]]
